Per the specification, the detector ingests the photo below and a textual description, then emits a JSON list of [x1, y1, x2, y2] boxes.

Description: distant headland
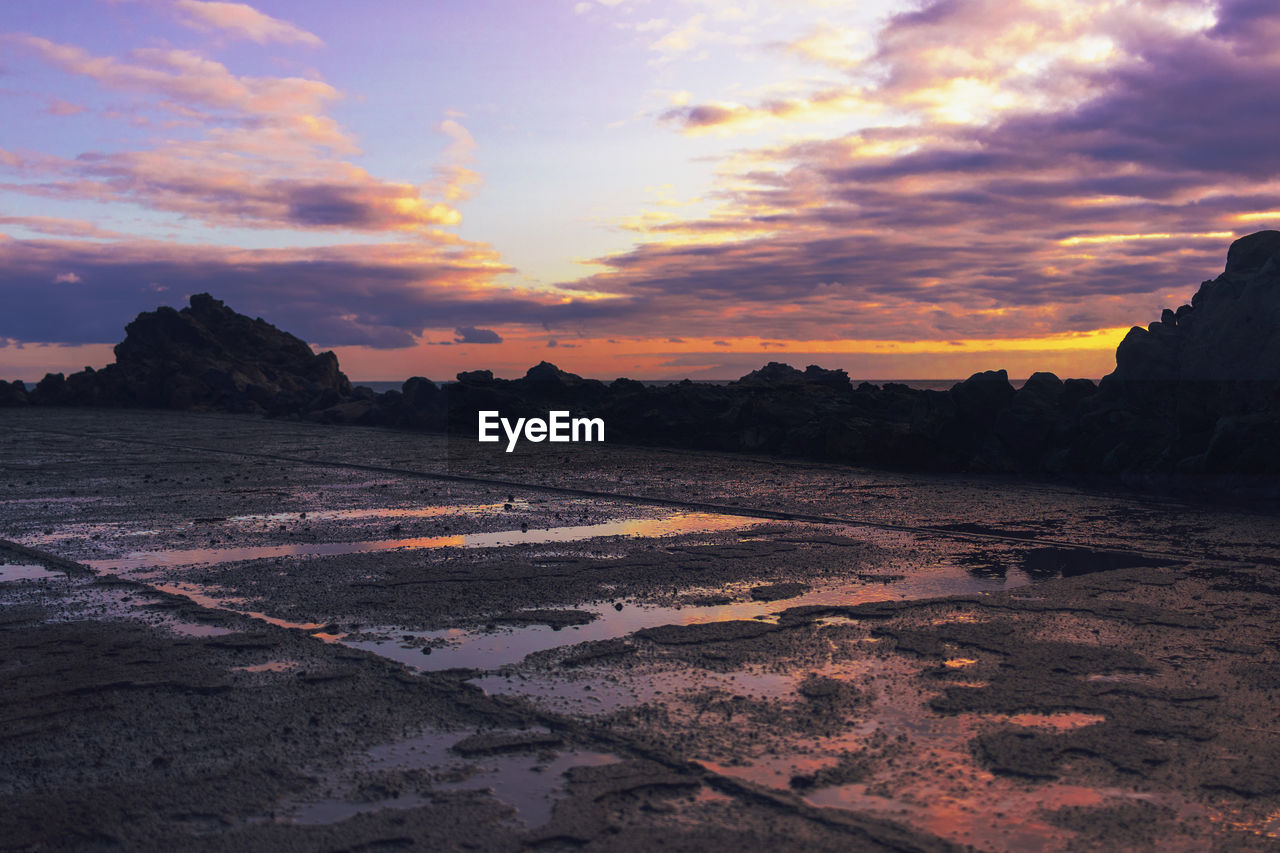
[[4, 231, 1280, 483]]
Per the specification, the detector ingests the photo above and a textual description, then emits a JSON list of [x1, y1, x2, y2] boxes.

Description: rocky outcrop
[[19, 294, 353, 414], [0, 380, 28, 407], [1081, 230, 1280, 473]]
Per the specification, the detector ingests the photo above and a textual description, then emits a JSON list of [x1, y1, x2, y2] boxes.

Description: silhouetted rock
[[456, 369, 494, 385], [736, 362, 805, 385], [735, 362, 852, 393], [401, 377, 438, 408], [27, 294, 352, 414], [0, 380, 29, 407], [1088, 230, 1280, 474]]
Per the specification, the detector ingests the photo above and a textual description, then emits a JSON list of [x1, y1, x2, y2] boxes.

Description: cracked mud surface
[[2, 408, 1278, 851]]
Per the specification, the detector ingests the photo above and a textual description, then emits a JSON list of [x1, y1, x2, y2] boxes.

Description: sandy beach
[[2, 408, 1277, 851]]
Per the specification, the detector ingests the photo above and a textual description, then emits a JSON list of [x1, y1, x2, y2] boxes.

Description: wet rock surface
[[1, 408, 1278, 850]]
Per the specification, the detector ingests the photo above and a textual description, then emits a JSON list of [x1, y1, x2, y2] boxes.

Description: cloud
[[0, 236, 654, 348], [425, 118, 482, 204], [44, 98, 86, 116], [0, 216, 123, 239], [173, 1, 323, 47], [660, 87, 860, 134], [9, 36, 339, 118], [453, 326, 503, 344], [557, 0, 1280, 345], [52, 272, 81, 284], [2, 36, 471, 234]]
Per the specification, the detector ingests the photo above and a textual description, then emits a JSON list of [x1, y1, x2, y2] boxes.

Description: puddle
[[0, 563, 65, 583], [85, 511, 767, 574], [151, 583, 343, 641], [16, 499, 538, 547], [1210, 804, 1280, 842], [359, 566, 1032, 673], [286, 728, 618, 828]]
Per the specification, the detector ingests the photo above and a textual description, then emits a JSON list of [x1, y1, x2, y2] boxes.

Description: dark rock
[[456, 369, 494, 385], [0, 380, 28, 407], [735, 362, 804, 385], [635, 620, 778, 645], [1091, 230, 1280, 473], [29, 293, 352, 414], [35, 372, 66, 401], [1224, 229, 1280, 274], [401, 377, 437, 407]]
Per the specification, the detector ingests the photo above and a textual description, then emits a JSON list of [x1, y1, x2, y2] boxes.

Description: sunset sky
[[2, 0, 1277, 381]]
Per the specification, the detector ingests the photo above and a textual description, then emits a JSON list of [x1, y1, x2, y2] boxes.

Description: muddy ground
[[1, 408, 1278, 851]]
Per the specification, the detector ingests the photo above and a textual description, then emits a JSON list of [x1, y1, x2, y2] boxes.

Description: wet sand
[[2, 408, 1278, 851]]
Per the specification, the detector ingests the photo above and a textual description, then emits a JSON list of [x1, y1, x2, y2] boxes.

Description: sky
[[1, 0, 1277, 381]]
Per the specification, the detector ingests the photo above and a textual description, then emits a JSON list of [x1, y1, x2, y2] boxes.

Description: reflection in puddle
[[360, 567, 1030, 674], [1211, 804, 1280, 841], [151, 583, 344, 641], [0, 563, 64, 583], [86, 512, 766, 574], [17, 499, 524, 547]]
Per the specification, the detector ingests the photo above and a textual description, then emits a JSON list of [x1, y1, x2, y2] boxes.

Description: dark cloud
[[0, 238, 628, 347], [453, 326, 502, 344], [661, 104, 740, 129]]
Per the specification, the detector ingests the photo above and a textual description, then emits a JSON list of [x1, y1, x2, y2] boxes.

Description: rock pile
[[9, 294, 354, 415]]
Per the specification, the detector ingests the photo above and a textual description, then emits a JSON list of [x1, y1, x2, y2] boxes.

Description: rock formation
[[1079, 229, 1280, 473], [12, 294, 353, 414]]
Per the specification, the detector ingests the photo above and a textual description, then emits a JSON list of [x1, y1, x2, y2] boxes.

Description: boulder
[[28, 293, 352, 414], [0, 379, 29, 407]]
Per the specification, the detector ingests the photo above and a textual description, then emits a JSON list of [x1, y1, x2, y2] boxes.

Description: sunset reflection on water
[[86, 511, 766, 574]]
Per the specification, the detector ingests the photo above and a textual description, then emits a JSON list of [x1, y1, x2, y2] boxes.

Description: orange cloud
[[173, 1, 323, 47]]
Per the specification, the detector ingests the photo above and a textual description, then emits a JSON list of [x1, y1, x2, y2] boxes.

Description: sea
[[353, 378, 990, 394]]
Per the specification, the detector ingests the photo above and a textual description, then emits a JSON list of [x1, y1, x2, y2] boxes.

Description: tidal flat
[[2, 408, 1278, 851]]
